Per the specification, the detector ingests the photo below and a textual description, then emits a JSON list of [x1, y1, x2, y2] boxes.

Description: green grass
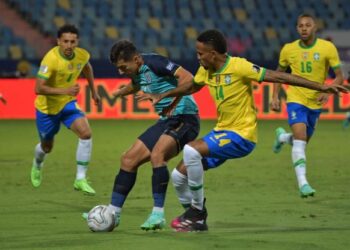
[[0, 120, 349, 250]]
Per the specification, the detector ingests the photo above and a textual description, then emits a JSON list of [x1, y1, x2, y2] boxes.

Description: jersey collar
[[214, 54, 230, 75], [298, 38, 317, 49]]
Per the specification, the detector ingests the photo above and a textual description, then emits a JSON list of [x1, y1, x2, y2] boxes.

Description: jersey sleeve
[[234, 58, 266, 82], [193, 67, 207, 85], [327, 42, 341, 70], [144, 54, 180, 76], [278, 45, 289, 69], [37, 54, 55, 80]]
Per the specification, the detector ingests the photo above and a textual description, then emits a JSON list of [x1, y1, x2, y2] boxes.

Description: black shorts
[[138, 114, 200, 153]]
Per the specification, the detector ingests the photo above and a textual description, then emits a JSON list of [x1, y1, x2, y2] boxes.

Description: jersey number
[[301, 61, 312, 73], [215, 86, 224, 100]]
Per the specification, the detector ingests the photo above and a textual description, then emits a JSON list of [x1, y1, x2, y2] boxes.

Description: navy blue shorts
[[138, 114, 200, 152]]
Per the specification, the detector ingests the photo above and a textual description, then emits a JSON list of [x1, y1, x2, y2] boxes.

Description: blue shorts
[[138, 114, 200, 152], [201, 130, 256, 169], [287, 102, 321, 137], [36, 100, 85, 141]]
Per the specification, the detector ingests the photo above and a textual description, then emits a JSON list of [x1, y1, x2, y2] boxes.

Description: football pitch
[[0, 119, 349, 250]]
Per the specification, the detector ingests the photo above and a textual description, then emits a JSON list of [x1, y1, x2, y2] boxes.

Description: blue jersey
[[131, 53, 198, 117]]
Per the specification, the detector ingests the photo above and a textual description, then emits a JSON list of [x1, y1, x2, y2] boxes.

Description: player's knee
[[171, 168, 187, 187], [183, 144, 202, 167], [150, 151, 164, 167], [79, 131, 91, 140], [120, 152, 138, 171], [42, 144, 52, 153]]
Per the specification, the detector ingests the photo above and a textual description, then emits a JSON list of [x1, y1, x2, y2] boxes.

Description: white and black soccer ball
[[87, 205, 115, 232]]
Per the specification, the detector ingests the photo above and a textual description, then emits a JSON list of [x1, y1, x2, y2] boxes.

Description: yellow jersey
[[279, 38, 341, 109], [35, 46, 90, 114], [194, 56, 266, 143]]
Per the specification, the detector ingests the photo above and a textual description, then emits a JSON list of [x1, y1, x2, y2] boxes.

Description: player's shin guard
[[76, 138, 92, 180], [183, 145, 204, 210], [111, 169, 137, 208], [152, 166, 169, 209], [171, 168, 191, 208], [292, 139, 307, 188]]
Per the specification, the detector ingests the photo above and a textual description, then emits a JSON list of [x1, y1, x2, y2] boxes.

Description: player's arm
[[270, 66, 287, 111], [263, 69, 348, 94], [112, 81, 140, 98], [82, 62, 101, 106], [331, 67, 344, 86], [35, 77, 80, 96]]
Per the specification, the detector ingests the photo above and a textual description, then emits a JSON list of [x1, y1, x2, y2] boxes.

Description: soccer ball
[[87, 205, 115, 232]]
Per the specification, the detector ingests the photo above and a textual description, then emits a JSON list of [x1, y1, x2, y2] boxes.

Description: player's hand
[[136, 92, 163, 105], [270, 97, 280, 112], [66, 84, 80, 96], [92, 92, 101, 106], [321, 84, 349, 94], [112, 84, 126, 98], [317, 93, 329, 104]]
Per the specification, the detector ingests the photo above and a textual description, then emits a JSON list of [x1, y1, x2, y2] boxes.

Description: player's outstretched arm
[[82, 62, 101, 106], [112, 82, 139, 98], [270, 66, 286, 111], [264, 69, 348, 94]]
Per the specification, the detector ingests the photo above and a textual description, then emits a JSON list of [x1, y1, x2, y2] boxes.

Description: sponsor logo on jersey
[[224, 75, 231, 84], [302, 52, 308, 60], [68, 63, 73, 70], [215, 75, 220, 85], [39, 65, 48, 74], [144, 72, 152, 83], [313, 53, 320, 61]]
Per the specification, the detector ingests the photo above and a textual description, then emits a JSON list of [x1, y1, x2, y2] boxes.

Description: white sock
[[171, 168, 191, 207], [108, 204, 122, 214], [34, 143, 46, 169], [76, 138, 92, 180], [292, 139, 308, 188], [152, 207, 164, 213], [279, 133, 293, 145], [183, 145, 204, 210]]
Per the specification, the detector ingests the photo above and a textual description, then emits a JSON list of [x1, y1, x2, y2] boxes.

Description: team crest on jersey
[[39, 65, 48, 74], [313, 53, 320, 61], [68, 63, 73, 70], [302, 52, 308, 60], [252, 64, 261, 73], [166, 62, 175, 71], [224, 75, 231, 84]]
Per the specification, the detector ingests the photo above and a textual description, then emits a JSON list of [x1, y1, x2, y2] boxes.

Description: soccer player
[[270, 14, 344, 198], [105, 40, 199, 231], [31, 24, 101, 195], [139, 29, 347, 231]]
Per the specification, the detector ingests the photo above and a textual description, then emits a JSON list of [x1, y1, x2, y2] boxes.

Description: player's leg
[[141, 114, 200, 230], [288, 103, 320, 197], [171, 160, 191, 209], [108, 139, 151, 227], [63, 101, 95, 195], [31, 110, 60, 187], [171, 130, 255, 231], [343, 111, 350, 129]]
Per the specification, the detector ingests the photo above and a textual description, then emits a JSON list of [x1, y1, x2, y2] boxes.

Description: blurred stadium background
[[0, 0, 350, 78]]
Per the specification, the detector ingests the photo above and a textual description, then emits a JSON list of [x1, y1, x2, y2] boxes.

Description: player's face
[[57, 33, 78, 57], [297, 17, 317, 41], [115, 55, 141, 77], [196, 41, 216, 70]]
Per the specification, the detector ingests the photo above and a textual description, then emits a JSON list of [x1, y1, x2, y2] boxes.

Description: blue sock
[[111, 169, 137, 207], [152, 166, 169, 208]]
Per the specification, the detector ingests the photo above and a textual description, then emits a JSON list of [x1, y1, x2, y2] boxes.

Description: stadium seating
[[1, 0, 349, 76]]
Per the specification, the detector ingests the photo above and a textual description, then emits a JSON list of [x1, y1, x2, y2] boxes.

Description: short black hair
[[57, 24, 79, 38], [197, 29, 227, 54], [297, 13, 316, 24], [109, 40, 138, 63]]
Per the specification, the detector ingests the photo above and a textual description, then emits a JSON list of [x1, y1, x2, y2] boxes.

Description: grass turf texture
[[0, 120, 349, 250]]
